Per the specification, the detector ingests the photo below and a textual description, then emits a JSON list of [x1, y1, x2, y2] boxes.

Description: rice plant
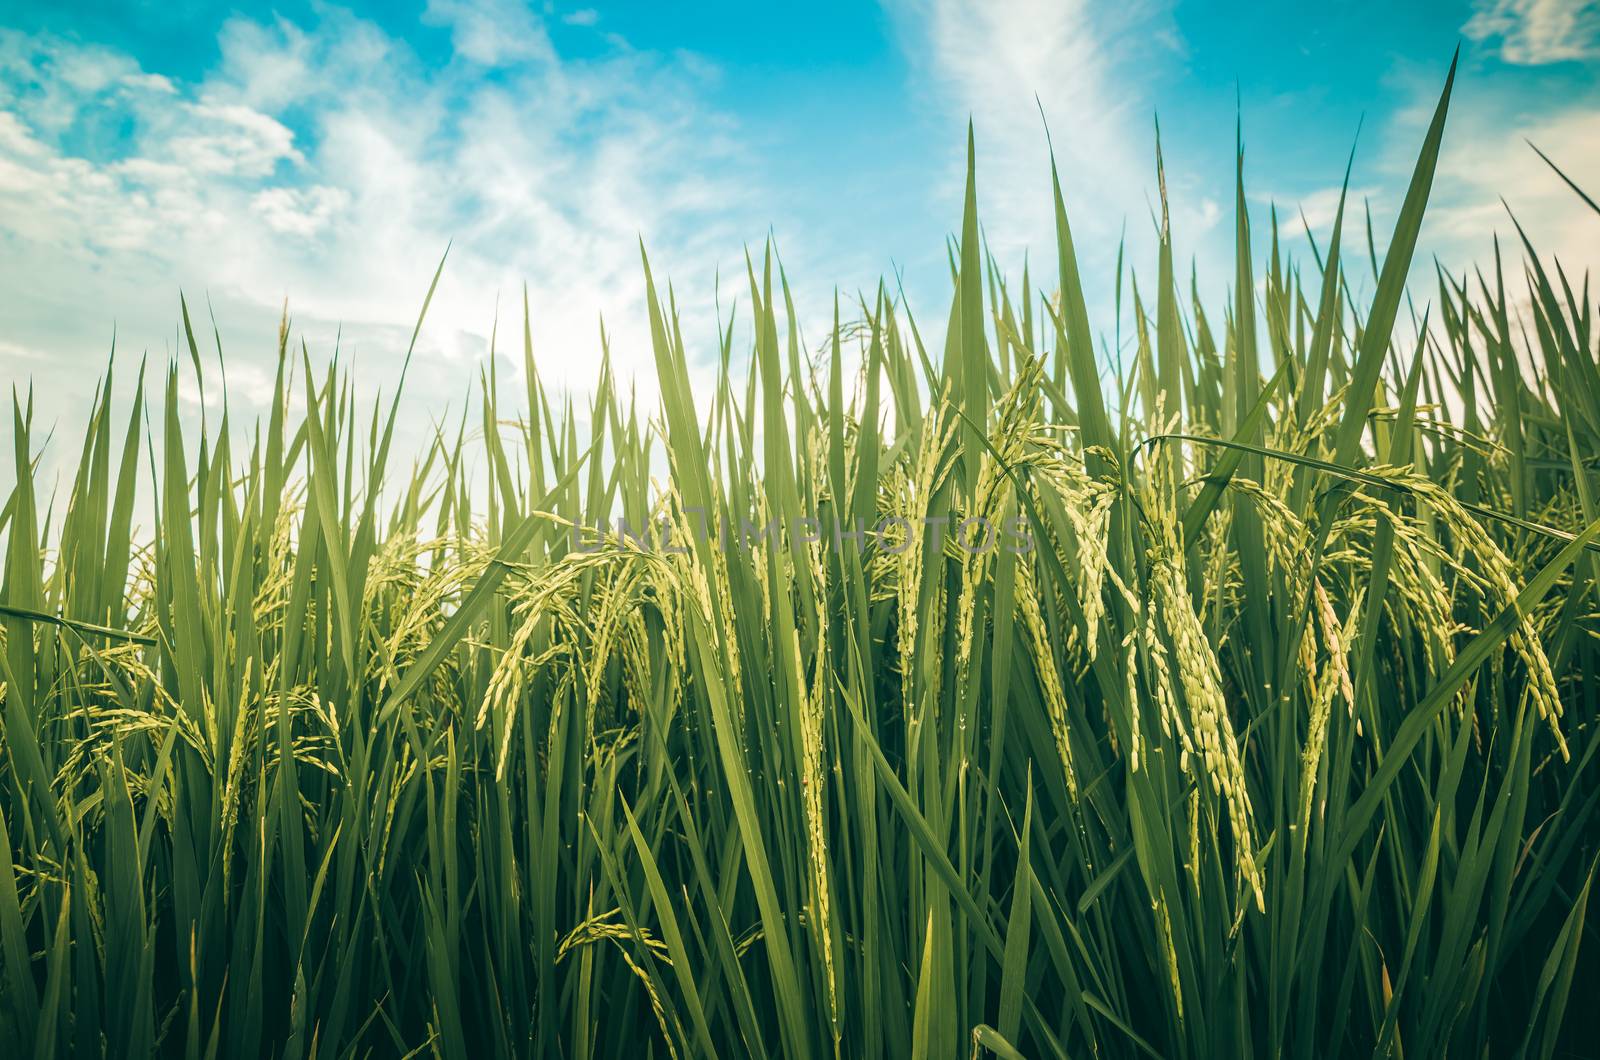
[[3, 58, 1599, 1058]]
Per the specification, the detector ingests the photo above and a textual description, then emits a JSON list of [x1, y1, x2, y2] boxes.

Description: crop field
[[3, 61, 1600, 1058]]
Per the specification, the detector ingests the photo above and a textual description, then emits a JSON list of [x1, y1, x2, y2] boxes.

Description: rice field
[[3, 60, 1600, 1058]]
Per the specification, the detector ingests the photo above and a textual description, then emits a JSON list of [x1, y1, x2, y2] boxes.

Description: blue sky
[[2, 0, 1598, 464]]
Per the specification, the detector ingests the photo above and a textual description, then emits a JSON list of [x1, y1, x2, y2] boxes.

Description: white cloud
[[1241, 181, 1384, 275], [0, 11, 769, 484], [168, 102, 303, 176], [1263, 66, 1600, 379], [1464, 0, 1600, 64], [1428, 104, 1600, 282], [1282, 184, 1379, 236], [0, 338, 47, 364], [422, 0, 556, 67], [252, 185, 352, 236]]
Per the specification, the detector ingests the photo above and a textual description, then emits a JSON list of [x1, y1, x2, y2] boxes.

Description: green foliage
[[3, 59, 1600, 1057]]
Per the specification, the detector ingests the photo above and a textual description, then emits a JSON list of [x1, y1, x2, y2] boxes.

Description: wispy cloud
[[884, 0, 1221, 336], [0, 2, 765, 453], [422, 0, 555, 67], [1429, 105, 1600, 282], [1464, 0, 1600, 65], [895, 0, 1153, 247]]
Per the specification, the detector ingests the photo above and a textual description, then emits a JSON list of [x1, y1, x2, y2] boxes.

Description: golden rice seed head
[[1152, 539, 1262, 902], [1157, 895, 1184, 1020], [1124, 629, 1143, 771], [1187, 787, 1201, 879], [1298, 645, 1344, 834]]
